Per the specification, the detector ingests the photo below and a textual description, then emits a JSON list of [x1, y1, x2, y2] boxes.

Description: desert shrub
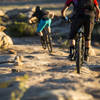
[[0, 15, 12, 26], [7, 22, 37, 37], [6, 8, 29, 21], [60, 40, 70, 49], [16, 13, 28, 22], [8, 13, 28, 22], [92, 23, 100, 43], [0, 17, 5, 25]]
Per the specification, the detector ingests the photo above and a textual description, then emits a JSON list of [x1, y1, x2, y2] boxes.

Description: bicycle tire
[[40, 34, 46, 49], [81, 36, 85, 64], [46, 33, 52, 53], [75, 33, 82, 74]]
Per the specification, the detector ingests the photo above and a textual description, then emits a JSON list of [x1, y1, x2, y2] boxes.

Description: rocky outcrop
[[89, 46, 96, 56], [11, 55, 23, 72], [0, 10, 5, 16], [0, 26, 13, 49]]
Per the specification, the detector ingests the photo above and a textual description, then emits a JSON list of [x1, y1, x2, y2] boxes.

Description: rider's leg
[[46, 19, 52, 34], [84, 17, 94, 61], [46, 26, 51, 34], [46, 19, 52, 41], [37, 19, 47, 41], [68, 17, 82, 60], [37, 19, 52, 43], [84, 40, 91, 61], [38, 31, 43, 36], [38, 31, 45, 41], [46, 26, 52, 41], [68, 39, 75, 60], [37, 19, 51, 35], [69, 39, 75, 55]]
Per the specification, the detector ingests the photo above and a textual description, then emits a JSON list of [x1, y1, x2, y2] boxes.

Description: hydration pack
[[77, 0, 94, 11]]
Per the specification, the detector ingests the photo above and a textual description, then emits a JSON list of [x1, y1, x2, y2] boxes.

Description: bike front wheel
[[40, 36, 46, 49]]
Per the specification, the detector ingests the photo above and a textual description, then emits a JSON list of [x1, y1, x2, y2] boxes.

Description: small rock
[[11, 67, 22, 73], [0, 31, 13, 49], [89, 46, 96, 56], [0, 10, 5, 16], [14, 55, 23, 68], [8, 49, 17, 54]]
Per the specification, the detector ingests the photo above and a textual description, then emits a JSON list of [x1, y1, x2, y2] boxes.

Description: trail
[[0, 37, 100, 100]]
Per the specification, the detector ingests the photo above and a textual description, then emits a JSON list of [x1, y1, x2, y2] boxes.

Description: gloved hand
[[65, 16, 69, 21], [95, 18, 100, 24], [62, 16, 69, 22]]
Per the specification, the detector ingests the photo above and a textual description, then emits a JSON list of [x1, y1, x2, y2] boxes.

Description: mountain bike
[[29, 17, 52, 53], [75, 26, 85, 74], [63, 16, 85, 74], [40, 28, 52, 53], [75, 20, 100, 73]]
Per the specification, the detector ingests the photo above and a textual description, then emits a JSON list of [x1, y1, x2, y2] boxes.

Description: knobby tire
[[76, 34, 82, 74]]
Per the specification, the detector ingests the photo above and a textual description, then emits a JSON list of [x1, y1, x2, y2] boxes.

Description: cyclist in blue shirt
[[29, 6, 54, 40]]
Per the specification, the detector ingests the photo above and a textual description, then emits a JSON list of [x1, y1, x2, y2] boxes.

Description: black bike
[[75, 26, 85, 74], [40, 28, 52, 53], [75, 20, 100, 73], [63, 17, 85, 73]]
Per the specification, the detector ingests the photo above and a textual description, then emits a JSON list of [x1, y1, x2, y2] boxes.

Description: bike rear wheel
[[40, 35, 46, 49], [75, 33, 82, 74]]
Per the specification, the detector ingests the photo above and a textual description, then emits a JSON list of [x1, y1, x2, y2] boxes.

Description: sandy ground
[[0, 36, 100, 100], [0, 0, 100, 100], [0, 0, 66, 16]]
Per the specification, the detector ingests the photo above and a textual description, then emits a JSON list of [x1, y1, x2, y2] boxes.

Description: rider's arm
[[95, 5, 100, 20], [61, 4, 69, 17], [61, 0, 72, 18], [47, 19, 52, 33], [29, 11, 38, 23], [94, 0, 100, 21], [29, 17, 38, 24]]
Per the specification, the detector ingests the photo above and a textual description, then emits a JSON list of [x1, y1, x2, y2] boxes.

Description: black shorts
[[69, 14, 94, 41]]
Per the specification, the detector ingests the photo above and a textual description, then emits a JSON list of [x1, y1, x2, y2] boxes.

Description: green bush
[[6, 8, 29, 22], [61, 40, 70, 48], [7, 22, 37, 37], [0, 15, 12, 26], [16, 13, 28, 22]]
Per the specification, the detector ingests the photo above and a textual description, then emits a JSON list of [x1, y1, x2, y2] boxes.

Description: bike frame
[[41, 28, 52, 53]]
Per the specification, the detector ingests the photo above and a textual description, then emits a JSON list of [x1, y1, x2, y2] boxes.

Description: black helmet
[[36, 6, 41, 12]]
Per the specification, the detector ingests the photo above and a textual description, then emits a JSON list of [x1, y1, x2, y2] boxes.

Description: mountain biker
[[61, 0, 100, 61], [29, 6, 54, 41]]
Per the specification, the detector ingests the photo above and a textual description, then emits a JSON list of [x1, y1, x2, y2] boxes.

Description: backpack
[[77, 0, 94, 11]]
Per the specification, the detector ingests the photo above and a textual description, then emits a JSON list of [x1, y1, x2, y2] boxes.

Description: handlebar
[[62, 16, 100, 24], [95, 19, 100, 24], [64, 16, 69, 22], [62, 16, 71, 23]]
